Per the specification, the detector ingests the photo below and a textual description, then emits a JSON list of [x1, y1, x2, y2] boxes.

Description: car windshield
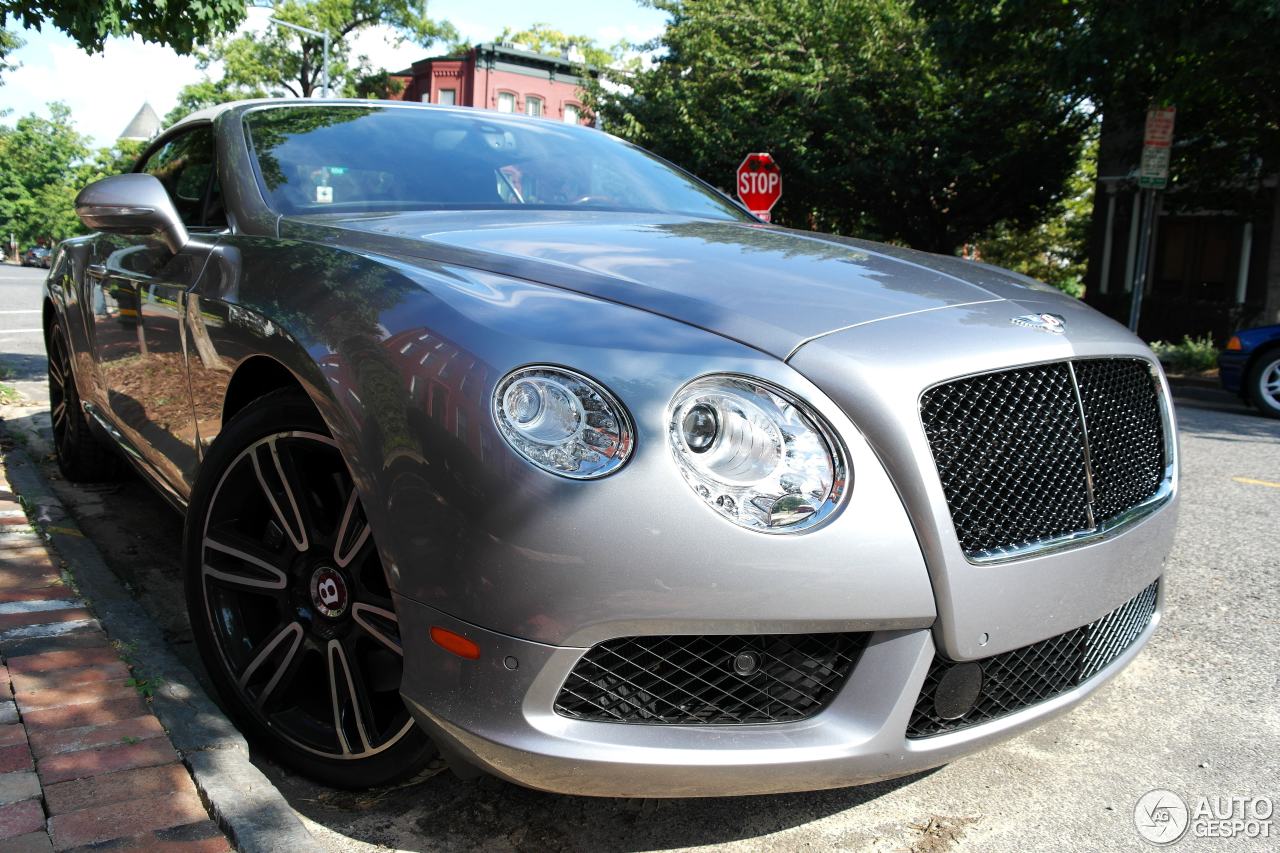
[[243, 105, 750, 220]]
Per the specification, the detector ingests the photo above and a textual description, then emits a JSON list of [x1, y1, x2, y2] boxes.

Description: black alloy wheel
[[47, 321, 122, 482], [185, 390, 433, 787]]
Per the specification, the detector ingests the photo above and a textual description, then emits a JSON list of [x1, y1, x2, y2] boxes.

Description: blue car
[[1219, 324, 1280, 418]]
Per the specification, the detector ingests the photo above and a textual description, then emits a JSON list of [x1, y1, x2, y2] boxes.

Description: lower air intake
[[555, 633, 867, 724], [907, 579, 1159, 738]]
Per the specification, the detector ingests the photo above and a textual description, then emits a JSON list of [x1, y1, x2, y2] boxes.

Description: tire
[[1246, 351, 1280, 419], [47, 320, 125, 482], [184, 388, 435, 788]]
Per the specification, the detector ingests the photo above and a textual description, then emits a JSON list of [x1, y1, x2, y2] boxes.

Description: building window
[[497, 91, 515, 113], [563, 103, 580, 124], [525, 96, 543, 117], [438, 88, 456, 106]]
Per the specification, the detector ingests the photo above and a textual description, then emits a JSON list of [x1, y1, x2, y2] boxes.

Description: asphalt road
[[0, 264, 49, 404], [0, 264, 1276, 851]]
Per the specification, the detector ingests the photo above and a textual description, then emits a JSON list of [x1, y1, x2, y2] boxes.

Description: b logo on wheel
[[310, 567, 349, 618]]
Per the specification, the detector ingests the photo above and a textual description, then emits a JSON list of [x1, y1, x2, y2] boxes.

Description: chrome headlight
[[668, 375, 847, 532], [493, 366, 633, 479]]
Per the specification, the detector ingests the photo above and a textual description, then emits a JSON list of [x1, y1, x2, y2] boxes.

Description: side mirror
[[75, 173, 189, 255]]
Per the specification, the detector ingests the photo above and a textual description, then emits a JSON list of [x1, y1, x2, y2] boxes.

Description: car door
[[84, 124, 225, 501]]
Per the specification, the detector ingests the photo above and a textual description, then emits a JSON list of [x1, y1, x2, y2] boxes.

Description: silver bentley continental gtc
[[43, 101, 1177, 796]]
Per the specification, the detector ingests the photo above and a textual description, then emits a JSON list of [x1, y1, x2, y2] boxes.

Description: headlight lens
[[493, 366, 633, 479], [668, 376, 847, 532]]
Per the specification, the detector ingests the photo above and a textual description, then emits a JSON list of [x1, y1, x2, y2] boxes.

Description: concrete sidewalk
[[0, 476, 231, 851]]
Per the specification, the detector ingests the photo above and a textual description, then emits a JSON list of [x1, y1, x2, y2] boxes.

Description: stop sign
[[736, 153, 782, 222]]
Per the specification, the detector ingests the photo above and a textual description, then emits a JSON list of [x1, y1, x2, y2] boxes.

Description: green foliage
[[0, 27, 21, 81], [126, 675, 162, 699], [172, 0, 456, 120], [0, 0, 245, 54], [597, 0, 1089, 254], [0, 103, 88, 245], [1149, 334, 1219, 373], [920, 0, 1280, 222], [974, 131, 1098, 297], [0, 104, 144, 245]]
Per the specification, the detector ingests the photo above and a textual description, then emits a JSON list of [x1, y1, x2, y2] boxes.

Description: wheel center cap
[[309, 567, 349, 619]]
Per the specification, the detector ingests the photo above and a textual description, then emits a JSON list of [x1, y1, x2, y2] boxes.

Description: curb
[[0, 438, 316, 853], [1164, 373, 1222, 392]]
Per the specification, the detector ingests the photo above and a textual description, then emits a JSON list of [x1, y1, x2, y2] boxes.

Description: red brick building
[[391, 42, 595, 125]]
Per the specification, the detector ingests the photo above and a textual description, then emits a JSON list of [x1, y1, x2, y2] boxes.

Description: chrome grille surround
[[920, 357, 1174, 563]]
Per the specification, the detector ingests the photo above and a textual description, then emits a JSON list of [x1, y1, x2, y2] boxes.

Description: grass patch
[[1150, 334, 1218, 373], [0, 382, 20, 405], [127, 675, 163, 699]]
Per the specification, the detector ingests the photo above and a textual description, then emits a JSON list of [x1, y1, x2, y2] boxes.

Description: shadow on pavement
[[0, 351, 47, 382], [261, 754, 935, 852]]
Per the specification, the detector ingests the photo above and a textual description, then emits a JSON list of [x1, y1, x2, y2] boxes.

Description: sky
[[0, 0, 668, 148]]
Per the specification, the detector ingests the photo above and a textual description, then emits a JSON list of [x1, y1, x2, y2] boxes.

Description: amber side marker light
[[1226, 336, 1243, 351], [431, 626, 481, 659]]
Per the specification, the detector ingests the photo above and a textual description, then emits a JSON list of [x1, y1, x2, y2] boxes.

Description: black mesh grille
[[1073, 360, 1166, 520], [907, 579, 1159, 738], [554, 633, 867, 724], [920, 358, 1166, 557]]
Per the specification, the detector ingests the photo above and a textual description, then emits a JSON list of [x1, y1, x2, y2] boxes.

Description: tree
[[0, 28, 21, 82], [182, 0, 455, 110], [0, 105, 144, 246], [0, 0, 245, 54], [0, 103, 89, 245], [919, 0, 1280, 220], [597, 0, 1089, 255], [975, 131, 1099, 297]]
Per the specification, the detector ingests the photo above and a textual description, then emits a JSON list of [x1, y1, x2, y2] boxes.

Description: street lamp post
[[271, 18, 330, 98]]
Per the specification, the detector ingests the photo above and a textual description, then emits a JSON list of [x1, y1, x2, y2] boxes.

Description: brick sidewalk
[[0, 477, 231, 851]]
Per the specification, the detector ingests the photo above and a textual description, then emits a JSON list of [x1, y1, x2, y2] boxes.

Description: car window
[[139, 127, 226, 229], [243, 105, 750, 221]]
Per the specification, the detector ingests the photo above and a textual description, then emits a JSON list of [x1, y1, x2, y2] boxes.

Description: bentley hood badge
[[1011, 312, 1067, 335]]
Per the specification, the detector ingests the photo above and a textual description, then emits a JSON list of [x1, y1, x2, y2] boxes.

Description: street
[[0, 262, 1277, 851], [0, 265, 49, 405]]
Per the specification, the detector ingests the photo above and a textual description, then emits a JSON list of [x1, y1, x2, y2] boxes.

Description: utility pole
[[271, 18, 331, 98]]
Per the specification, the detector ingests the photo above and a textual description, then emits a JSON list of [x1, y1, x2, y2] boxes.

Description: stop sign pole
[[736, 153, 782, 222]]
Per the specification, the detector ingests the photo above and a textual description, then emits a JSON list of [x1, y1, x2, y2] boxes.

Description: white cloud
[[347, 25, 442, 75], [2, 34, 204, 147]]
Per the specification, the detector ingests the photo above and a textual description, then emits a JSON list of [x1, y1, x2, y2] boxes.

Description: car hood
[[284, 210, 1070, 360]]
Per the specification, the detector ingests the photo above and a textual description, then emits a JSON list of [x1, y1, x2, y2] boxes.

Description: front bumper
[[395, 578, 1165, 798]]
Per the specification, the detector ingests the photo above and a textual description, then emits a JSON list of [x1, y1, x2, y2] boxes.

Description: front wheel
[[184, 389, 434, 788], [1246, 352, 1280, 419]]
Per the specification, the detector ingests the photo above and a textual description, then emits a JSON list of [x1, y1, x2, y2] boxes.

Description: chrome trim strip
[[1065, 361, 1098, 529]]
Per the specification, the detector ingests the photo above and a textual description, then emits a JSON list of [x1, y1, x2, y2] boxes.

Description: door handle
[[87, 263, 107, 278]]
